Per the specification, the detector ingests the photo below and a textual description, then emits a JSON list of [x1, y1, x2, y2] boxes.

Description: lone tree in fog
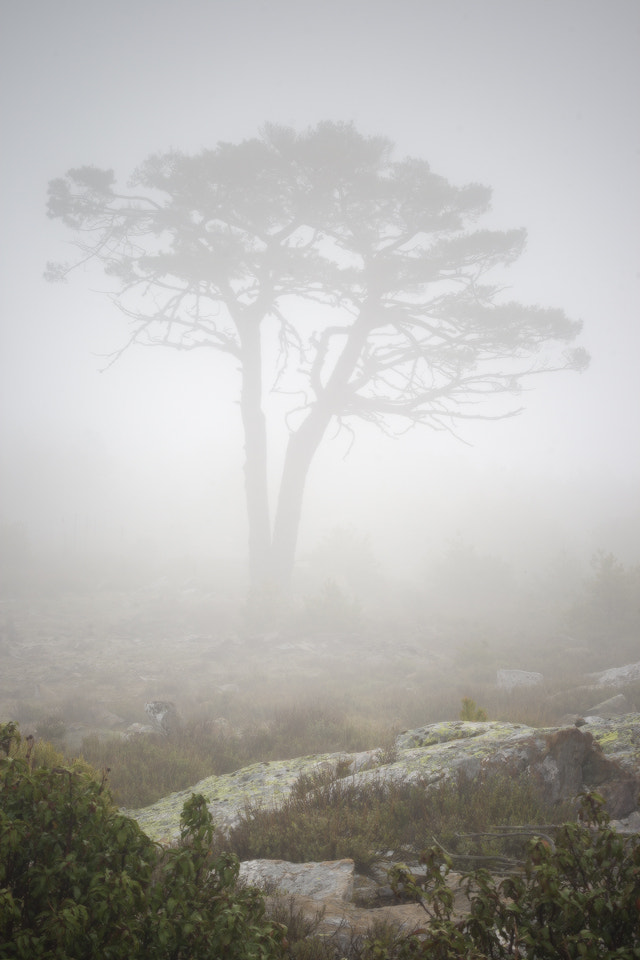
[[46, 122, 588, 591]]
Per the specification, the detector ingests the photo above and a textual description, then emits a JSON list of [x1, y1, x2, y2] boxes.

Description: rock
[[127, 715, 640, 845], [585, 693, 629, 717], [206, 716, 236, 738], [610, 810, 640, 835], [124, 722, 155, 738], [239, 858, 354, 901], [122, 715, 640, 942], [479, 725, 638, 819], [497, 669, 543, 691], [588, 661, 640, 687], [145, 700, 181, 735], [346, 748, 384, 774]]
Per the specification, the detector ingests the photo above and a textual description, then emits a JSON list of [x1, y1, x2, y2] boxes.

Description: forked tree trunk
[[268, 309, 374, 589], [241, 308, 373, 592]]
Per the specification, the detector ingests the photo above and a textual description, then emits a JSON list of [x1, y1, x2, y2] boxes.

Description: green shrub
[[460, 697, 487, 722], [0, 722, 284, 959], [385, 793, 640, 958]]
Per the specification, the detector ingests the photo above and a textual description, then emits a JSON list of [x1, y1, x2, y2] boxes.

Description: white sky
[[1, 0, 639, 577]]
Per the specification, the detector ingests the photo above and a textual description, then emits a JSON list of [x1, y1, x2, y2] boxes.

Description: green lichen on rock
[[125, 716, 640, 844]]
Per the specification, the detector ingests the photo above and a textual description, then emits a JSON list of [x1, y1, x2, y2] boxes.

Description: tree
[[569, 550, 640, 647], [46, 122, 588, 590]]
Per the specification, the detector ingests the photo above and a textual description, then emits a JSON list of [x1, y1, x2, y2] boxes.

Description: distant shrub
[[460, 697, 487, 722], [0, 722, 283, 959]]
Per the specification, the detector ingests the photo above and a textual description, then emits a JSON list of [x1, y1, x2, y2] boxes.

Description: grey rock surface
[[586, 693, 629, 717], [125, 715, 640, 843], [588, 661, 640, 687], [497, 669, 544, 691], [145, 700, 181, 735], [239, 857, 354, 901]]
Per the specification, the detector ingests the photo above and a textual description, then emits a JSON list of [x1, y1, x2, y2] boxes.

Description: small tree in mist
[[570, 550, 640, 649], [46, 122, 588, 591]]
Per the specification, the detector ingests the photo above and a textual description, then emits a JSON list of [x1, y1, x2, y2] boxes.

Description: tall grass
[[217, 767, 575, 872], [79, 700, 398, 808]]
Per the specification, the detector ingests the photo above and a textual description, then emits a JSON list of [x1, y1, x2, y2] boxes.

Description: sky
[[1, 0, 639, 583]]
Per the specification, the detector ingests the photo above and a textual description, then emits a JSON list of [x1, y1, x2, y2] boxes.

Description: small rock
[[239, 858, 354, 901], [586, 693, 628, 718], [497, 669, 543, 692], [145, 700, 181, 735]]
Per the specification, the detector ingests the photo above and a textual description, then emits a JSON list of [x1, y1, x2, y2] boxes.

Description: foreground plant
[[0, 722, 283, 959], [388, 792, 640, 959]]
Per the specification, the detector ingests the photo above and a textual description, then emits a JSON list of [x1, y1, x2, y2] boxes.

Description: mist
[[1, 2, 640, 754]]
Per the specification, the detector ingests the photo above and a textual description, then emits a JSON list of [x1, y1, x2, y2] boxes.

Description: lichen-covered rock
[[124, 715, 640, 844]]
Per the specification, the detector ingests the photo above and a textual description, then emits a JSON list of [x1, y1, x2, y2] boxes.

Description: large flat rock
[[125, 715, 640, 843]]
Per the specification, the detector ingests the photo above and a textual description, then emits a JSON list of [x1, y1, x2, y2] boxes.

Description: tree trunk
[[270, 309, 375, 587], [237, 321, 271, 587], [270, 407, 333, 586]]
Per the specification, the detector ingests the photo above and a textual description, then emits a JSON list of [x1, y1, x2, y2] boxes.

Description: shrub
[[386, 793, 640, 958], [0, 722, 284, 959], [221, 766, 573, 872], [460, 697, 487, 722]]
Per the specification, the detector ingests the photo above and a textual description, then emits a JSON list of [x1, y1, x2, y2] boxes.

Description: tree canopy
[[46, 121, 588, 588]]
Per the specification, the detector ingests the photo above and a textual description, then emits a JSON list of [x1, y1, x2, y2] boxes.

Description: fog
[[1, 0, 639, 600]]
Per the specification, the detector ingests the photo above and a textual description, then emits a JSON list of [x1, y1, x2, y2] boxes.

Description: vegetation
[[79, 701, 393, 808], [386, 793, 640, 958], [459, 697, 487, 722], [46, 122, 587, 590], [0, 722, 284, 959], [218, 766, 575, 873], [2, 722, 638, 959]]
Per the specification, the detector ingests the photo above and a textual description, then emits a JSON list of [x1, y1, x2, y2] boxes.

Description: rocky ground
[[0, 583, 470, 746], [126, 716, 640, 841], [3, 584, 639, 943], [2, 580, 639, 745], [128, 715, 640, 942]]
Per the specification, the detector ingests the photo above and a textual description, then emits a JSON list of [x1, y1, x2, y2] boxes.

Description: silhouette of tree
[[46, 122, 588, 589]]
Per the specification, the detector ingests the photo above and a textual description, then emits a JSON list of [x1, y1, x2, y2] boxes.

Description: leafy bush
[[460, 697, 487, 722], [0, 722, 284, 959], [386, 793, 640, 959]]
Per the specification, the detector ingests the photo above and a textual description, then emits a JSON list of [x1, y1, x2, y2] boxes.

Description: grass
[[216, 766, 575, 873], [50, 667, 640, 809], [78, 700, 400, 808]]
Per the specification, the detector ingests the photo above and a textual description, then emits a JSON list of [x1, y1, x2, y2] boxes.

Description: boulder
[[480, 725, 638, 818], [239, 857, 354, 901], [585, 693, 629, 717], [497, 669, 543, 691], [145, 700, 181, 735], [127, 715, 640, 844], [588, 661, 640, 687]]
